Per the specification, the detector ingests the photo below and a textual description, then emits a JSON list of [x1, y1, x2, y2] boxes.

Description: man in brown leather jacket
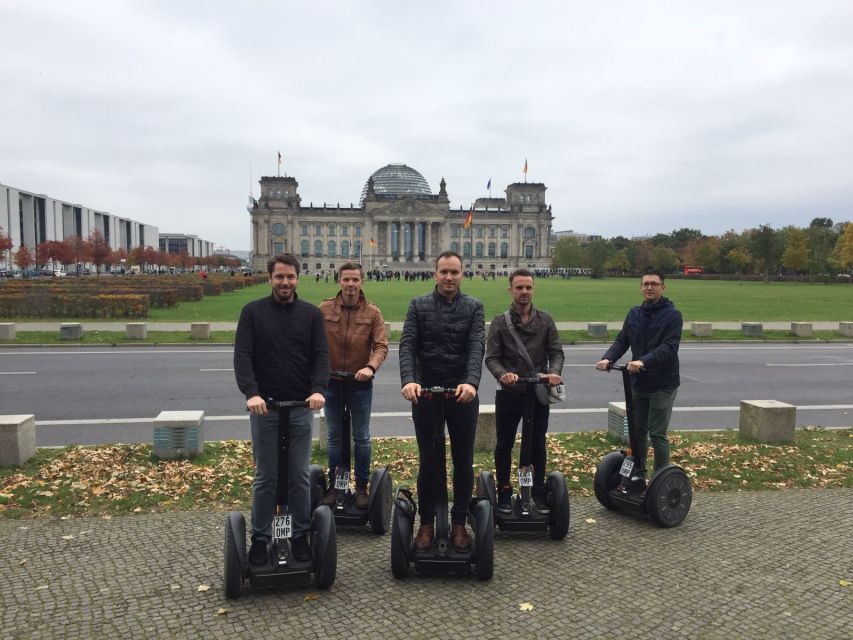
[[319, 262, 388, 508]]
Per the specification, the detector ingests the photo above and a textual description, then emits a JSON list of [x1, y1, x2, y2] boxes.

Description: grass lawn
[[143, 277, 853, 323], [1, 428, 850, 519]]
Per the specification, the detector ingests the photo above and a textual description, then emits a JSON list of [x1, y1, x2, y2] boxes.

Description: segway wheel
[[473, 500, 494, 581], [594, 451, 626, 510], [368, 468, 393, 535], [311, 505, 337, 589], [309, 464, 327, 511], [645, 466, 693, 528], [223, 511, 246, 599], [546, 471, 570, 541], [390, 500, 413, 579], [476, 470, 497, 508]]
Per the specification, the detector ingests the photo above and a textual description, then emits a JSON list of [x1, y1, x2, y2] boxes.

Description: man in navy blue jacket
[[596, 268, 682, 485]]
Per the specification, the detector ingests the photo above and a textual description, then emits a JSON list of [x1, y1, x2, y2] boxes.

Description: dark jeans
[[323, 379, 373, 485], [494, 390, 550, 490], [412, 395, 478, 526], [631, 388, 678, 475]]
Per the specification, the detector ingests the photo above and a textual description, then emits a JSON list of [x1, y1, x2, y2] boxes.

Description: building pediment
[[369, 197, 446, 218]]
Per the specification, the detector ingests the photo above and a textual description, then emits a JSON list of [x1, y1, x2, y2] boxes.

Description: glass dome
[[360, 164, 432, 203]]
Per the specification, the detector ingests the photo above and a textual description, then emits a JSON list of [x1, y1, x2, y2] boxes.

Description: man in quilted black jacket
[[400, 251, 485, 553]]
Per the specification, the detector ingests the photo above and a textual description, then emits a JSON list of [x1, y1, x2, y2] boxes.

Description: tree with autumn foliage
[[835, 222, 853, 275], [66, 235, 92, 275], [88, 230, 113, 276], [0, 227, 13, 270], [14, 245, 35, 273]]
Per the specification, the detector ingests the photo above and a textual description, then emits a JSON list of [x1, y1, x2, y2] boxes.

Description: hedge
[[0, 293, 149, 318]]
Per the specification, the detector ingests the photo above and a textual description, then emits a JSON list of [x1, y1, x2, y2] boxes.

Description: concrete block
[[190, 322, 210, 339], [59, 323, 84, 340], [153, 410, 205, 459], [739, 400, 796, 443], [741, 322, 763, 337], [691, 322, 712, 337], [126, 322, 148, 339], [0, 415, 36, 466], [384, 322, 391, 340], [474, 406, 497, 452], [790, 322, 813, 338], [587, 322, 608, 339], [839, 322, 853, 337], [317, 414, 328, 453], [607, 401, 629, 444], [0, 323, 16, 340]]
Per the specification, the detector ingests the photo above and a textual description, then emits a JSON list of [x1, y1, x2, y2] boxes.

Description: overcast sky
[[2, 1, 852, 250]]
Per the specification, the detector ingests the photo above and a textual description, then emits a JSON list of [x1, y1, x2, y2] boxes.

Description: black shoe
[[497, 486, 513, 514], [320, 486, 337, 507], [533, 490, 550, 514], [290, 535, 312, 563], [249, 537, 268, 566]]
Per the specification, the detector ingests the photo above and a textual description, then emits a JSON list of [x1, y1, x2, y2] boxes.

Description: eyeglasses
[[641, 282, 662, 288]]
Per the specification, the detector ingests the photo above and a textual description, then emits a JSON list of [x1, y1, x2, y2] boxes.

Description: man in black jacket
[[234, 254, 329, 565], [400, 251, 485, 553], [485, 269, 564, 514], [596, 268, 682, 487]]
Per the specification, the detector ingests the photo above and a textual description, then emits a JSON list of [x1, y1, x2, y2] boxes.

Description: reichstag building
[[248, 163, 554, 272]]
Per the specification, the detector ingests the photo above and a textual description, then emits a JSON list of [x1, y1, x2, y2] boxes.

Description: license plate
[[619, 458, 634, 478], [518, 466, 533, 487], [334, 470, 350, 491], [272, 514, 292, 541]]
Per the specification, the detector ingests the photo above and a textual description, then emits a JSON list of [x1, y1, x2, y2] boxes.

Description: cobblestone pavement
[[2, 489, 851, 639]]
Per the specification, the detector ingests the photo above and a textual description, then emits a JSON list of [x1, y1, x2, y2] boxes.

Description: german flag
[[463, 207, 474, 230]]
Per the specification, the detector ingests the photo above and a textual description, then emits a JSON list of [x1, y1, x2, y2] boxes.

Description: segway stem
[[606, 365, 640, 468], [330, 371, 356, 477]]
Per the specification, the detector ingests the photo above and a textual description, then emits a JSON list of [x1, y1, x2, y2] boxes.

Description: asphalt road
[[1, 342, 851, 446]]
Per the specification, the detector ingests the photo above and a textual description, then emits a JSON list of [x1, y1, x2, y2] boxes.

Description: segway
[[390, 386, 494, 580], [477, 376, 570, 540], [313, 370, 393, 534], [224, 399, 337, 598], [593, 365, 692, 527]]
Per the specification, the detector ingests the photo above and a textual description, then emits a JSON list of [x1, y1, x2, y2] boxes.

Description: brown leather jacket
[[319, 291, 388, 376]]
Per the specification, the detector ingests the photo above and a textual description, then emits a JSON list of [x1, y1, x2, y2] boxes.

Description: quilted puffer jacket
[[399, 288, 485, 388]]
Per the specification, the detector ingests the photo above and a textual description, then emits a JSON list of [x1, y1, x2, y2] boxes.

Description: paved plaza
[[2, 488, 851, 639]]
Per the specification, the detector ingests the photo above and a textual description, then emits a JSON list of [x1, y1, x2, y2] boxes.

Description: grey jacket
[[485, 305, 564, 394]]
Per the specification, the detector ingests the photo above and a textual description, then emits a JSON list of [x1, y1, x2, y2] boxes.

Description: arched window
[[271, 223, 285, 235], [524, 226, 536, 239], [314, 240, 323, 256], [488, 242, 496, 258], [328, 241, 336, 257], [476, 242, 484, 258], [500, 242, 508, 259], [342, 240, 350, 258], [354, 241, 361, 258], [450, 241, 459, 254], [463, 243, 471, 259], [301, 240, 309, 257]]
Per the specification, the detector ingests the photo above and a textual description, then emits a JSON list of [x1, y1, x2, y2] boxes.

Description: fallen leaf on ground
[[519, 602, 534, 612], [19, 560, 27, 566], [35, 585, 48, 591], [216, 607, 229, 616], [61, 535, 74, 540], [840, 579, 851, 588], [197, 584, 210, 592], [304, 593, 320, 602], [585, 518, 596, 524]]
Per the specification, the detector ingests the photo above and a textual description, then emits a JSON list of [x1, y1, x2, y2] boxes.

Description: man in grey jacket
[[485, 268, 564, 513]]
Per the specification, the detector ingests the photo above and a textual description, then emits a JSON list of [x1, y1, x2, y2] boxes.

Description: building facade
[[0, 181, 158, 256], [248, 164, 554, 272], [159, 233, 213, 259]]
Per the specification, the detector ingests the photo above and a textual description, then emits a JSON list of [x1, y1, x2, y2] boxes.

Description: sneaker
[[497, 486, 513, 514], [414, 523, 434, 551], [249, 537, 268, 566], [451, 524, 472, 552], [290, 535, 312, 563], [533, 490, 551, 514], [354, 482, 369, 510], [320, 486, 337, 507]]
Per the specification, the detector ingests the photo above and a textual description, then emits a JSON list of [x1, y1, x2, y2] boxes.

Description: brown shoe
[[355, 482, 369, 510], [320, 486, 337, 506], [451, 524, 472, 552], [414, 523, 434, 551]]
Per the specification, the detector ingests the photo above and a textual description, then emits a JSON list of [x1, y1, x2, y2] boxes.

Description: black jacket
[[234, 293, 329, 402], [602, 297, 682, 392], [485, 306, 564, 394], [399, 288, 485, 388]]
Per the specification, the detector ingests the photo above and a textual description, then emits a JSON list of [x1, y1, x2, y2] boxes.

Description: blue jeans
[[323, 379, 373, 485], [250, 407, 313, 540]]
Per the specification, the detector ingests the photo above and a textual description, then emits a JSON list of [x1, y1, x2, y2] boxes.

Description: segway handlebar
[[516, 376, 551, 385], [606, 363, 629, 372], [264, 399, 310, 410], [420, 385, 457, 397], [330, 370, 356, 379]]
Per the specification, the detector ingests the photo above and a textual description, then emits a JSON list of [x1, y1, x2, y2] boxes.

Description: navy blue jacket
[[602, 297, 682, 392], [234, 293, 329, 402], [399, 288, 485, 388]]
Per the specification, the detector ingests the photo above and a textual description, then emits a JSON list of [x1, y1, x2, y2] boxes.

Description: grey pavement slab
[[2, 489, 851, 639]]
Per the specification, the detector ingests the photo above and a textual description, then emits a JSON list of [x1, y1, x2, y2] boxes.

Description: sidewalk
[[7, 321, 849, 331], [1, 489, 850, 639]]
